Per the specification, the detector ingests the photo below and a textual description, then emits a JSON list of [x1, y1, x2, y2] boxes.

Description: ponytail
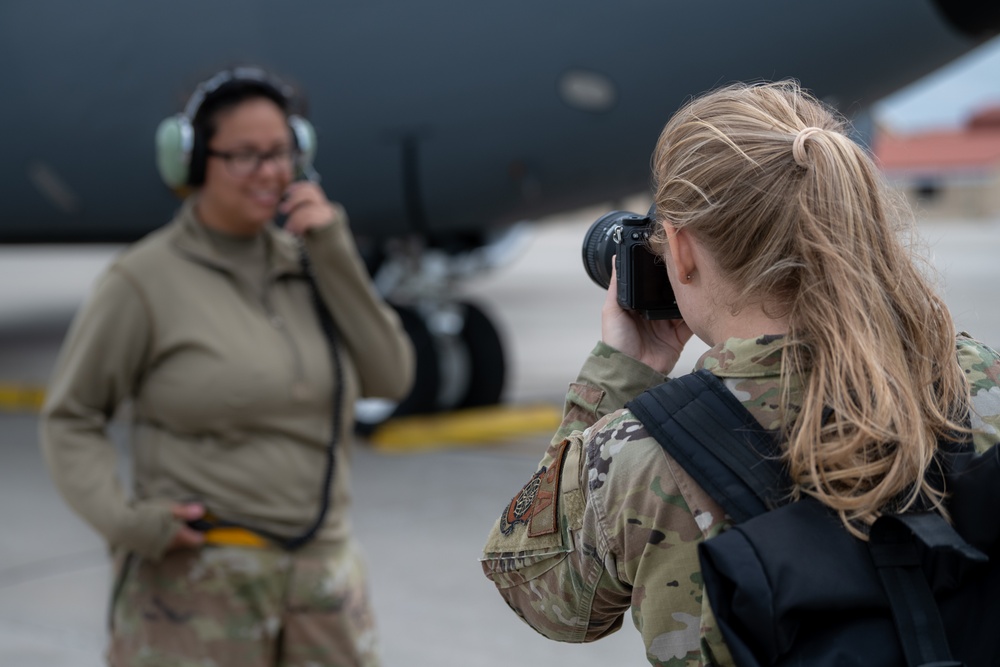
[[651, 81, 968, 537]]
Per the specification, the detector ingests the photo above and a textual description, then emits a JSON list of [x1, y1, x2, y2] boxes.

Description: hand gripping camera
[[581, 207, 681, 319]]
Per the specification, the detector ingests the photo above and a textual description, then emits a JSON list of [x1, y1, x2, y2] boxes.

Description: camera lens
[[582, 211, 630, 289]]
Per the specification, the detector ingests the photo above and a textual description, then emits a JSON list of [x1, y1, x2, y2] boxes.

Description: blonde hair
[[650, 81, 968, 537]]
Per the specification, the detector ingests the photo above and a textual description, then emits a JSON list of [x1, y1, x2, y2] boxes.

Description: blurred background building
[[875, 106, 1000, 219], [873, 35, 1000, 220]]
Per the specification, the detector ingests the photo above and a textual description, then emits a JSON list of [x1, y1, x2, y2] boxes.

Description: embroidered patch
[[497, 440, 569, 537], [499, 471, 544, 536]]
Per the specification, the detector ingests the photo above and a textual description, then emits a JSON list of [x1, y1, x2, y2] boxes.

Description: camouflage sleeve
[[481, 427, 624, 643], [589, 411, 735, 666], [481, 403, 735, 665], [955, 333, 1000, 452], [550, 341, 669, 445]]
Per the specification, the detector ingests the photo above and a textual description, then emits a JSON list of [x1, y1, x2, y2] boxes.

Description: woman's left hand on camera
[[280, 181, 345, 236], [602, 265, 693, 375]]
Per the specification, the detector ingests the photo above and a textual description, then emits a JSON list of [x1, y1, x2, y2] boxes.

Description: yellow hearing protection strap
[[201, 525, 270, 549], [189, 512, 271, 549]]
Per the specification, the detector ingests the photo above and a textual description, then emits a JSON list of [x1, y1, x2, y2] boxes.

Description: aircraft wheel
[[354, 301, 507, 437], [354, 304, 440, 436], [455, 300, 505, 409]]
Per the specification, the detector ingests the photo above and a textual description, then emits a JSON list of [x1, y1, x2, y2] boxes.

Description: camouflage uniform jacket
[[481, 334, 1000, 667]]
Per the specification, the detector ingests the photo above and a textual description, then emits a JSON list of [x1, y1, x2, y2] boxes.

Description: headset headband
[[182, 66, 296, 120]]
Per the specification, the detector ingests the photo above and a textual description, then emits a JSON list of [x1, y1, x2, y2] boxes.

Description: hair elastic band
[[792, 126, 824, 167]]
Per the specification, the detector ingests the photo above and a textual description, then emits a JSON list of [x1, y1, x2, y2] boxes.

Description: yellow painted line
[[0, 382, 563, 454], [370, 403, 563, 453], [0, 383, 47, 413]]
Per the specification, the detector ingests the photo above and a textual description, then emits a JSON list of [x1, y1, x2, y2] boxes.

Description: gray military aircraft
[[3, 0, 999, 424]]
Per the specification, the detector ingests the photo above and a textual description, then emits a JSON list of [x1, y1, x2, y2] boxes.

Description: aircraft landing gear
[[354, 300, 506, 435], [354, 223, 529, 436]]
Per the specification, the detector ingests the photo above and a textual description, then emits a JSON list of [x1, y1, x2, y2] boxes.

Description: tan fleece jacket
[[40, 198, 414, 559]]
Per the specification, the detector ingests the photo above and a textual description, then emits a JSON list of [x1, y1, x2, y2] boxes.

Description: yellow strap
[[202, 526, 269, 549]]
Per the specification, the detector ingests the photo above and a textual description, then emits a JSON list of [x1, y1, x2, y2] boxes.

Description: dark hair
[[188, 76, 295, 186]]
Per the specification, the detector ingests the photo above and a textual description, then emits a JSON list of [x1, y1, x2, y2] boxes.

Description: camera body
[[582, 209, 681, 320]]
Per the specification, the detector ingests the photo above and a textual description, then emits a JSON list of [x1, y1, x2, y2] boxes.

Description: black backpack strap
[[626, 369, 789, 524], [869, 513, 985, 667], [631, 370, 988, 667]]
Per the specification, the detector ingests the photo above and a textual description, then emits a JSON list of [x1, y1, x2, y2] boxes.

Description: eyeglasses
[[206, 146, 299, 177]]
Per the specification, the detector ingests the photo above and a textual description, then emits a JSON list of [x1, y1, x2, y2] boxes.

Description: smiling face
[[196, 97, 294, 236]]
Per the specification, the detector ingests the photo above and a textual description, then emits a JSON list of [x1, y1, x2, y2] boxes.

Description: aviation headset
[[154, 66, 317, 190]]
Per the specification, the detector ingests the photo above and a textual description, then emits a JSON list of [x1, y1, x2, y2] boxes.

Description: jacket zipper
[[261, 281, 311, 401]]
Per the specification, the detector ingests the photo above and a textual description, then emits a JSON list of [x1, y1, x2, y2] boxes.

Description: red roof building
[[873, 106, 1000, 219]]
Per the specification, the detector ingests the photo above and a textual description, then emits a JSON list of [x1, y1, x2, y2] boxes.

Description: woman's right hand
[[166, 503, 206, 551], [602, 263, 693, 375]]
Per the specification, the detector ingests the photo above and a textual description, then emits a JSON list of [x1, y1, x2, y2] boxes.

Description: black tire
[[354, 304, 440, 436], [456, 300, 506, 408]]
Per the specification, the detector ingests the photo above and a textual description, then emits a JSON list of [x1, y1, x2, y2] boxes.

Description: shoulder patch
[[499, 440, 569, 537]]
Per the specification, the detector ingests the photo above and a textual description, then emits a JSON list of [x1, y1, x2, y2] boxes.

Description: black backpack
[[627, 369, 1000, 667]]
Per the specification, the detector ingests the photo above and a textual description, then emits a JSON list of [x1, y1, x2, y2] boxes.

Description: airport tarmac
[[2, 207, 1000, 666]]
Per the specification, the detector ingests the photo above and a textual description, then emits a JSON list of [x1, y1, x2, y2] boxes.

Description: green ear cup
[[155, 69, 316, 190], [155, 115, 194, 189]]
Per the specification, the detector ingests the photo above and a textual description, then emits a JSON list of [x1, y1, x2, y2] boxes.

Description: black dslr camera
[[582, 207, 681, 319]]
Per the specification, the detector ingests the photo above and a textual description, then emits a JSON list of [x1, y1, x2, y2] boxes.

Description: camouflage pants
[[107, 538, 380, 667]]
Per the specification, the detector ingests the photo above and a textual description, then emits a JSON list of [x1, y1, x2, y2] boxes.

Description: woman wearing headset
[[40, 67, 414, 667]]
